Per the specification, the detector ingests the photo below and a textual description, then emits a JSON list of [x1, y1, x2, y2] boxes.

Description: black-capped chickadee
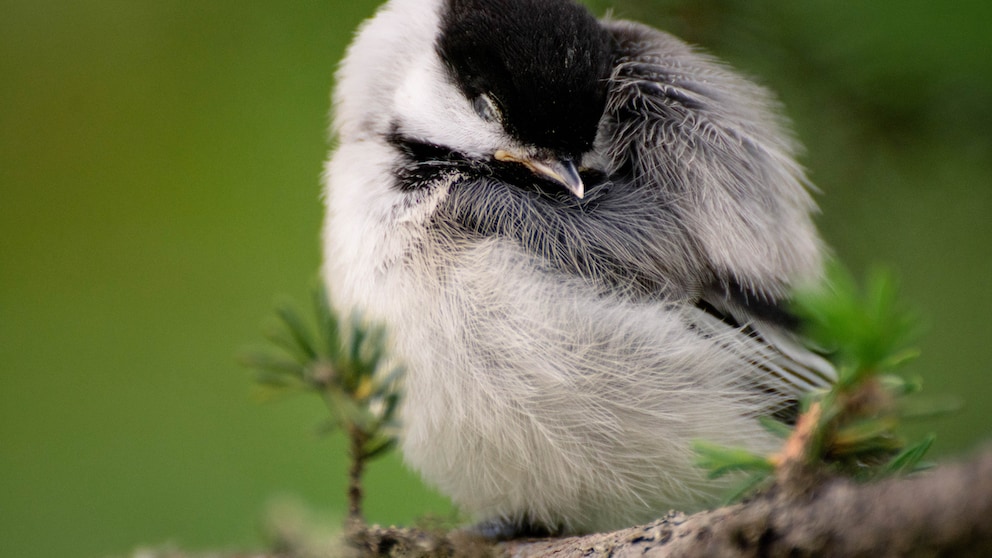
[[322, 0, 834, 537]]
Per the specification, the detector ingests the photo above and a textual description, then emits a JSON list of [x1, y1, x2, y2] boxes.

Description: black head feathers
[[437, 0, 615, 157]]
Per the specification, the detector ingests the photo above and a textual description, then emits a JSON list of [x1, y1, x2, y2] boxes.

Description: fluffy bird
[[322, 0, 834, 536]]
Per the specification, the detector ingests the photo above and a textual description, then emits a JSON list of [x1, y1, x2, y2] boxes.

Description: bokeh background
[[2, 1, 990, 556]]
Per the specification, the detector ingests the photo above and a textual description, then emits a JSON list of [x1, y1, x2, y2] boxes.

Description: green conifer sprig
[[695, 264, 941, 500], [241, 284, 403, 521]]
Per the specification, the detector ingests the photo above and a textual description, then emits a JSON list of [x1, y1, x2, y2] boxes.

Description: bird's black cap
[[437, 0, 614, 157]]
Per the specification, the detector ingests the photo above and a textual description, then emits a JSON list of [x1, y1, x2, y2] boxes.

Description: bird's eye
[[473, 93, 501, 123]]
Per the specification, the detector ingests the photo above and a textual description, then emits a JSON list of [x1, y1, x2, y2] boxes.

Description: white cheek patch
[[393, 52, 511, 158]]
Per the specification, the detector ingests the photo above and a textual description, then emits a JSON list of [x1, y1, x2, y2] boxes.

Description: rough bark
[[346, 448, 992, 557], [501, 448, 992, 558]]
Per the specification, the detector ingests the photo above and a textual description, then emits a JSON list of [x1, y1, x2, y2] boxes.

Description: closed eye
[[472, 93, 502, 123]]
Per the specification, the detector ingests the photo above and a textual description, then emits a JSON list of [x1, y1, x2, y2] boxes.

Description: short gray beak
[[494, 150, 585, 199]]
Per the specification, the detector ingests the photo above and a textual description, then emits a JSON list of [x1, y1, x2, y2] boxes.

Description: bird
[[321, 0, 835, 538]]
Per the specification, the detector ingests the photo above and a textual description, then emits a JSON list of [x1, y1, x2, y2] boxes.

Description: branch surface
[[501, 448, 992, 558]]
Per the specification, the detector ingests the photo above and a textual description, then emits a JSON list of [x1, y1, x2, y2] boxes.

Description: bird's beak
[[494, 149, 585, 199]]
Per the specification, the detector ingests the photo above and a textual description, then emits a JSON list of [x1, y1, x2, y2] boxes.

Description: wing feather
[[602, 20, 836, 396]]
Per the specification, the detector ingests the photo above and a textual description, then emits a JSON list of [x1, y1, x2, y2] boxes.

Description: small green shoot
[[696, 263, 944, 500], [241, 283, 403, 523]]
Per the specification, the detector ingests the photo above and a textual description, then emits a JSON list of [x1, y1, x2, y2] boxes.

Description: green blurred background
[[2, 1, 990, 556]]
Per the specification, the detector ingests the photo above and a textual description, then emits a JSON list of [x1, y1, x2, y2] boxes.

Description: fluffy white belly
[[349, 237, 783, 533]]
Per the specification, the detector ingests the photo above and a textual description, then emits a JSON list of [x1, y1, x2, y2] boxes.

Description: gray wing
[[699, 286, 836, 394], [601, 20, 836, 393]]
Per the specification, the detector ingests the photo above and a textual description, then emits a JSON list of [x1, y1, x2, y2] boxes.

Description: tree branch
[[501, 447, 992, 557]]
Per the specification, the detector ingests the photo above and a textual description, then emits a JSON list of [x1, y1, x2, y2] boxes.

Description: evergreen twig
[[240, 284, 403, 525]]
